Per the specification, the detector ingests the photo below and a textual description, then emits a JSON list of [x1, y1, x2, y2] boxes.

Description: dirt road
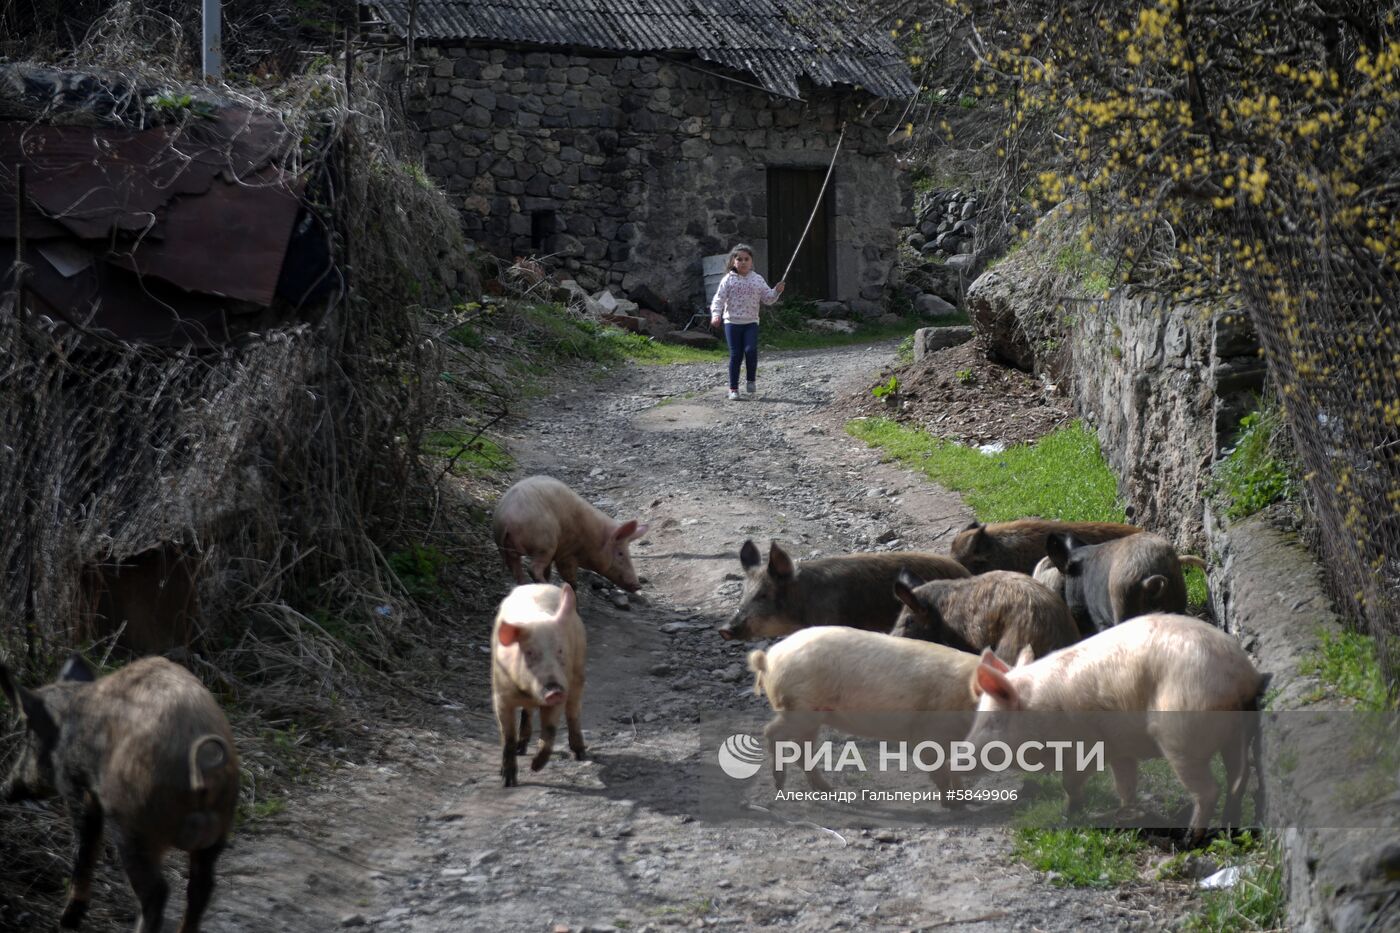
[[213, 341, 1188, 931]]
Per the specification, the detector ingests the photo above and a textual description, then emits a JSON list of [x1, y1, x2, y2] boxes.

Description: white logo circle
[[717, 733, 764, 780]]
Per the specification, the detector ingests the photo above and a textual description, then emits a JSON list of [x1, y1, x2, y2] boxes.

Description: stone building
[[366, 0, 916, 316]]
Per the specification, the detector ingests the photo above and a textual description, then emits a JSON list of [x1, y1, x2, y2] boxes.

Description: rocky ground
[[206, 340, 1200, 932]]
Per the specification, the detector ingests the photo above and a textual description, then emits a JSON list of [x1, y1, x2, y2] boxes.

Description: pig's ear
[[893, 568, 924, 610], [962, 521, 982, 532], [767, 542, 794, 580], [1045, 533, 1076, 573], [627, 522, 649, 541], [497, 621, 522, 647], [553, 583, 576, 622], [58, 654, 96, 684], [614, 520, 640, 542], [1141, 575, 1167, 602], [739, 539, 762, 571], [980, 647, 1011, 673], [975, 662, 1018, 706], [1015, 645, 1035, 668]]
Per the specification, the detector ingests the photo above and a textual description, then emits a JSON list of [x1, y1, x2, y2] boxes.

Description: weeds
[[1299, 628, 1394, 710], [1210, 405, 1296, 521], [1177, 833, 1286, 932], [1054, 240, 1114, 295], [1012, 828, 1144, 887]]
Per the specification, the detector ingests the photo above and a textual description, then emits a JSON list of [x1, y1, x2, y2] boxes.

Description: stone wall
[[966, 208, 1265, 551], [392, 44, 911, 316]]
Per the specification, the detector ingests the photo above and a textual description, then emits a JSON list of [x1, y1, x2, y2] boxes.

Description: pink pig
[[493, 475, 649, 591]]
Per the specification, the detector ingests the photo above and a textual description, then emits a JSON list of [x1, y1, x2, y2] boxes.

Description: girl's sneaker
[[727, 389, 740, 401], [745, 381, 756, 395]]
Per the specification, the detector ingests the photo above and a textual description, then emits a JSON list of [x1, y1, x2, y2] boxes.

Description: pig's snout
[[542, 685, 567, 706]]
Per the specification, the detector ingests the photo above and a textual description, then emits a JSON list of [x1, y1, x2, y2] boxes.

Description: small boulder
[[601, 313, 644, 333], [659, 329, 719, 349], [915, 294, 958, 318], [913, 325, 974, 361], [811, 300, 849, 319], [807, 319, 857, 335]]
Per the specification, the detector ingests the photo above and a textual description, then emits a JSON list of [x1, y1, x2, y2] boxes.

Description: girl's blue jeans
[[724, 322, 759, 389]]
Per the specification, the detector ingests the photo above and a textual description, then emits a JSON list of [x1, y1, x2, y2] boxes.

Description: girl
[[709, 244, 785, 400]]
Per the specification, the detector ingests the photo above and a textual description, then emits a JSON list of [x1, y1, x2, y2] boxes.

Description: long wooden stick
[[780, 121, 847, 284]]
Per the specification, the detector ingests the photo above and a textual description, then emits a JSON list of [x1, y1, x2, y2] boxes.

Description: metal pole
[[202, 0, 222, 82]]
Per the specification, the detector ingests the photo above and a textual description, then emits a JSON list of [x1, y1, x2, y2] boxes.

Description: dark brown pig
[[493, 475, 649, 591], [891, 567, 1083, 660], [718, 540, 969, 640], [951, 519, 1141, 575], [1, 655, 239, 932], [1046, 531, 1188, 634]]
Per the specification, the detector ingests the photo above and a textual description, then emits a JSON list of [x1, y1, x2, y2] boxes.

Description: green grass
[[845, 418, 1125, 523], [1185, 565, 1209, 613], [387, 544, 449, 602], [423, 430, 515, 476], [1054, 240, 1114, 296], [1299, 628, 1394, 710], [1210, 406, 1296, 521], [758, 306, 924, 351], [1176, 833, 1286, 932], [1012, 828, 1144, 887]]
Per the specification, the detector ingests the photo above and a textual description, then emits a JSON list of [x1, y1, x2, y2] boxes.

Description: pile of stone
[[908, 189, 979, 265]]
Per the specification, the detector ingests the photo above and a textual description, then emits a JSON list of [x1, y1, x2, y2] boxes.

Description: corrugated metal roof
[[367, 0, 915, 99]]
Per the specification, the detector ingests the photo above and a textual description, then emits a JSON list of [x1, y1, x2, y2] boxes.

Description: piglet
[[1046, 530, 1189, 633], [1, 655, 239, 932], [493, 475, 649, 591], [951, 519, 1141, 575], [891, 567, 1081, 661], [492, 583, 587, 787]]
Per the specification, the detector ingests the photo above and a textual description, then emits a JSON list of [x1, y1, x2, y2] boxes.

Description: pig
[[891, 567, 1082, 661], [1032, 556, 1064, 598], [748, 626, 980, 797], [718, 539, 970, 640], [493, 474, 649, 592], [0, 655, 239, 932], [951, 519, 1141, 576], [966, 613, 1268, 836], [1046, 530, 1188, 634], [492, 582, 587, 787]]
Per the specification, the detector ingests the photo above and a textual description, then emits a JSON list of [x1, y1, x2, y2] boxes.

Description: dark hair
[[725, 243, 755, 274]]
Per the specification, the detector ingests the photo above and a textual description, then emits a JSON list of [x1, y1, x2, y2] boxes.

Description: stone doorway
[[767, 167, 834, 300]]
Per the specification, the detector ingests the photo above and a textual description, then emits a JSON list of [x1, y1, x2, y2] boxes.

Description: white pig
[[1031, 556, 1063, 597], [748, 626, 981, 798], [967, 613, 1267, 836], [493, 475, 649, 591], [492, 583, 587, 787]]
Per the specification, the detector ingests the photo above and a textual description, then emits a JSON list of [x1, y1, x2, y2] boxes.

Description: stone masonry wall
[[395, 44, 911, 315], [966, 207, 1266, 551]]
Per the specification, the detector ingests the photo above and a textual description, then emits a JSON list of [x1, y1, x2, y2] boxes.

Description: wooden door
[[767, 167, 834, 300]]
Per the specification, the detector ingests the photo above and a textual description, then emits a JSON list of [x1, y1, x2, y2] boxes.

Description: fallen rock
[[601, 313, 644, 333], [913, 326, 974, 361], [915, 293, 958, 318], [807, 319, 857, 334], [659, 329, 719, 349]]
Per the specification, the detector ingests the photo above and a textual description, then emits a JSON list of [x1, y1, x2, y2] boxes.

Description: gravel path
[[212, 341, 1189, 932]]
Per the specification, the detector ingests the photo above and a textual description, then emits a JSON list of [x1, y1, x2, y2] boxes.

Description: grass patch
[[1185, 565, 1209, 613], [386, 544, 449, 602], [423, 430, 514, 476], [845, 418, 1124, 523], [1210, 405, 1296, 521], [1177, 832, 1286, 932], [1054, 240, 1114, 296], [758, 305, 924, 351], [1012, 828, 1144, 887], [1299, 628, 1394, 710]]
